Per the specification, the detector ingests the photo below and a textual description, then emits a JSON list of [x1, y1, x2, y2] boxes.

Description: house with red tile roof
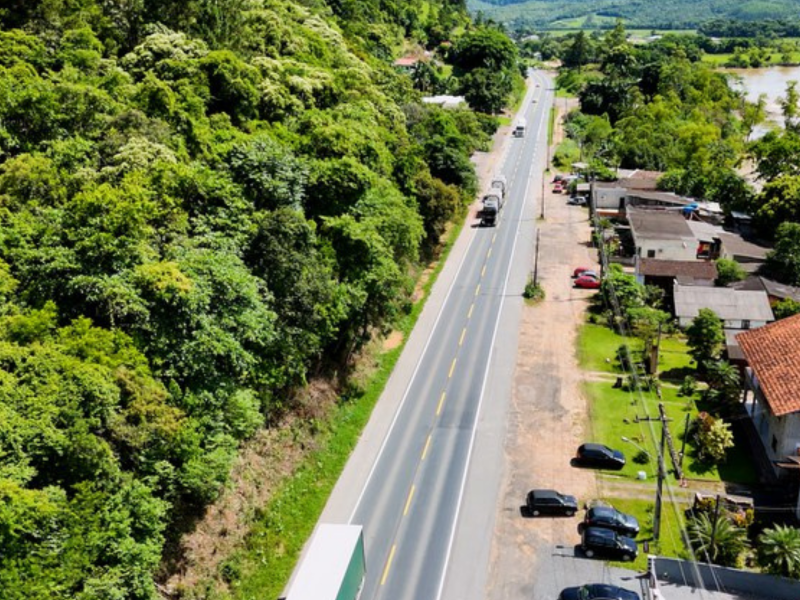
[[738, 314, 800, 513]]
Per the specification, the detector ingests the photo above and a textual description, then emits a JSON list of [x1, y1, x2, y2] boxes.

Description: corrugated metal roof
[[674, 284, 774, 322]]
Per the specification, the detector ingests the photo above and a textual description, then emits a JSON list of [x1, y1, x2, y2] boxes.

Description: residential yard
[[576, 319, 760, 567]]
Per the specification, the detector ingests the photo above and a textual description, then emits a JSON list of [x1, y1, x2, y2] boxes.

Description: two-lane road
[[323, 70, 553, 600]]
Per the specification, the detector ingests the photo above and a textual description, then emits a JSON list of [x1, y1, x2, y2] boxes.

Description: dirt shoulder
[[485, 99, 602, 598]]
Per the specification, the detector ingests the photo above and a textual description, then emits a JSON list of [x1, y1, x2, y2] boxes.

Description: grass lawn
[[604, 497, 691, 570], [577, 323, 690, 378], [583, 381, 705, 482]]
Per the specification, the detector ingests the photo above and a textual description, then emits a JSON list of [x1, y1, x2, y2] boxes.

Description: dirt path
[[485, 96, 604, 598]]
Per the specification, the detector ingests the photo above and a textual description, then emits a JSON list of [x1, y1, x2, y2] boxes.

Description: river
[[722, 66, 800, 137]]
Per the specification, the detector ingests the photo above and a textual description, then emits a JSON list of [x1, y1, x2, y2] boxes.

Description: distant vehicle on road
[[574, 276, 601, 289], [526, 489, 578, 517], [574, 443, 626, 470], [567, 196, 587, 206], [513, 117, 527, 137], [491, 174, 507, 196], [558, 583, 641, 600], [581, 526, 638, 561], [579, 506, 640, 538]]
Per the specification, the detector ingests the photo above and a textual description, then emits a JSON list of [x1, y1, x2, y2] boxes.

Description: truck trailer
[[283, 524, 366, 600], [481, 190, 504, 227], [513, 117, 526, 137]]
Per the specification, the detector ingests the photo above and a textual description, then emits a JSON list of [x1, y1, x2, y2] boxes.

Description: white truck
[[491, 174, 507, 196], [283, 524, 366, 600], [513, 117, 526, 138]]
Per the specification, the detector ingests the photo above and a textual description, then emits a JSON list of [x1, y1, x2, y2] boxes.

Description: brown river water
[[722, 66, 800, 137]]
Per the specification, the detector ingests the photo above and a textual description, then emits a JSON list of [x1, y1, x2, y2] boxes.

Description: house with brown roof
[[733, 276, 800, 306], [738, 315, 800, 503], [636, 259, 717, 312]]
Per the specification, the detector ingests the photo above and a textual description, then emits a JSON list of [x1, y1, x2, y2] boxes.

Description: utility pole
[[709, 494, 723, 553], [533, 229, 541, 286], [679, 412, 690, 473], [654, 416, 667, 542], [540, 173, 546, 219]]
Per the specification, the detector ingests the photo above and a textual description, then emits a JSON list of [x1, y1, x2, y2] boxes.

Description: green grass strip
[[227, 211, 467, 600]]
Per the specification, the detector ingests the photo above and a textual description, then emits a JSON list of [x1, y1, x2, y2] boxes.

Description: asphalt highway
[[342, 71, 555, 600]]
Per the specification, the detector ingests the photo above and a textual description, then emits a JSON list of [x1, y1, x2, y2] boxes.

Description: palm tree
[[757, 524, 800, 578], [688, 512, 749, 567]]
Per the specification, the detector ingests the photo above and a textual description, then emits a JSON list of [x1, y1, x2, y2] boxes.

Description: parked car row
[[526, 442, 639, 596]]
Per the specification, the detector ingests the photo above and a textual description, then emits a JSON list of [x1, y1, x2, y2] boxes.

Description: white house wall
[[637, 239, 696, 261]]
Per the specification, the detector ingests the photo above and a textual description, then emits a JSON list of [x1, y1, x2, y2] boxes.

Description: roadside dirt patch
[[382, 330, 405, 351]]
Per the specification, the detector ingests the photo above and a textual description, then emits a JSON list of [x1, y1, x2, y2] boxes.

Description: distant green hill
[[468, 0, 800, 30]]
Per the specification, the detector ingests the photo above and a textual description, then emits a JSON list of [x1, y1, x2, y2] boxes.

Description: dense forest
[[0, 1, 526, 598], [468, 0, 800, 30]]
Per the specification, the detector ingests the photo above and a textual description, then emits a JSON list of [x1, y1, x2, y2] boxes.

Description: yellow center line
[[468, 303, 474, 318], [403, 485, 416, 516], [381, 544, 397, 586], [459, 328, 466, 346], [492, 233, 497, 243], [448, 359, 457, 378], [421, 434, 432, 460], [481, 265, 486, 277], [487, 248, 492, 258], [437, 391, 446, 415], [475, 284, 481, 296]]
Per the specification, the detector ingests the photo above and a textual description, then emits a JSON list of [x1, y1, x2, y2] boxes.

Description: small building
[[628, 206, 698, 261], [738, 315, 800, 512], [393, 56, 420, 71], [421, 95, 465, 109], [637, 258, 717, 312], [686, 220, 769, 271], [673, 283, 774, 329], [733, 276, 800, 306]]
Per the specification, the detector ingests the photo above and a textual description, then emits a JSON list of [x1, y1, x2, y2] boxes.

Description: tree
[[758, 524, 800, 578], [688, 511, 749, 567], [715, 258, 746, 286], [460, 67, 513, 114], [450, 27, 517, 72], [774, 297, 800, 320], [685, 308, 724, 368], [704, 361, 742, 408], [766, 222, 800, 286], [693, 412, 735, 462], [563, 31, 591, 71]]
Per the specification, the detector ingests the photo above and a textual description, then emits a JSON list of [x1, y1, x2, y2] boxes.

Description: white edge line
[[433, 72, 549, 600], [348, 169, 482, 524]]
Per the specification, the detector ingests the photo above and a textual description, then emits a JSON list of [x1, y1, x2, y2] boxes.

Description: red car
[[573, 266, 595, 278], [575, 275, 601, 289]]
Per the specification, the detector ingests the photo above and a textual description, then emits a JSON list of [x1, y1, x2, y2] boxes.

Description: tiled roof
[[738, 314, 800, 416], [640, 259, 717, 279]]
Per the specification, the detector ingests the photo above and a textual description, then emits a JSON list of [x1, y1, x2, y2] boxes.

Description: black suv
[[558, 583, 640, 600], [526, 489, 578, 517], [580, 526, 638, 561], [574, 443, 626, 470], [580, 506, 640, 538]]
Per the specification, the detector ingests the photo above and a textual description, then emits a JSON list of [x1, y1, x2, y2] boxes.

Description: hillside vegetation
[[468, 0, 800, 30], [0, 1, 528, 598]]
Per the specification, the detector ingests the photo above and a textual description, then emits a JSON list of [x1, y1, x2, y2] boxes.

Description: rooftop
[[628, 206, 695, 241], [639, 258, 717, 280], [674, 284, 774, 322], [737, 314, 800, 416], [733, 276, 800, 302]]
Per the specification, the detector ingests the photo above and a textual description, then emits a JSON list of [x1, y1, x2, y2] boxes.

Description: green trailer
[[284, 524, 366, 600]]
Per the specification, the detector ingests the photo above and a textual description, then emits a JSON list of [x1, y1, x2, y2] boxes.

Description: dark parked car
[[526, 489, 578, 517], [558, 583, 641, 600], [580, 506, 640, 538], [581, 526, 638, 561], [574, 443, 626, 470]]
